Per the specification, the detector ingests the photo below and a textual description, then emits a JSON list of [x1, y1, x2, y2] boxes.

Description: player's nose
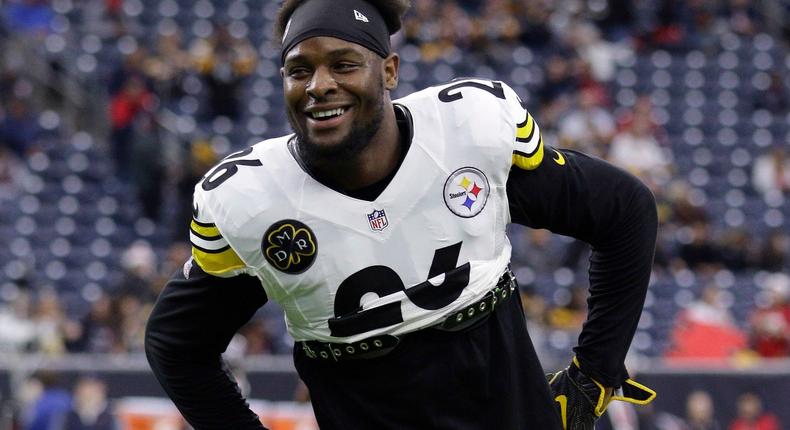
[[306, 65, 337, 99]]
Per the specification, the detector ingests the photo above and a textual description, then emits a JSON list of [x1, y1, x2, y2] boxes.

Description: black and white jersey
[[189, 79, 545, 343]]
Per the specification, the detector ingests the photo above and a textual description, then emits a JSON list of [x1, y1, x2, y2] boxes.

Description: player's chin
[[301, 130, 356, 158]]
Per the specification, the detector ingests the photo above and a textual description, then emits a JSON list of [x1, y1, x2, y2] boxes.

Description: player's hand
[[546, 357, 656, 430]]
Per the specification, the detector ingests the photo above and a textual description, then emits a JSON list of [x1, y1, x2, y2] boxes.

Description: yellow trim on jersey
[[192, 246, 246, 276], [512, 136, 544, 171], [516, 113, 536, 142], [190, 220, 221, 239]]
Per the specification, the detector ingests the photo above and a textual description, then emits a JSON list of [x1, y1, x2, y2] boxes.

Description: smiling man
[[145, 1, 656, 429]]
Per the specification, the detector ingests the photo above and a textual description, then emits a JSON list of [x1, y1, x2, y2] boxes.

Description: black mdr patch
[[262, 219, 318, 274]]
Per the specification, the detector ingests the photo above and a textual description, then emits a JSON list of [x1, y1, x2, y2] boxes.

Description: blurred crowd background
[[1, 0, 790, 429]]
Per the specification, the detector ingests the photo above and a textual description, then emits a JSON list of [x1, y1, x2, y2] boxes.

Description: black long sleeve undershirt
[[144, 265, 269, 430], [507, 146, 658, 387]]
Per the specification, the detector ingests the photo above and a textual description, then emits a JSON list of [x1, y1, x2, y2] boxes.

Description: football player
[[145, 0, 657, 429]]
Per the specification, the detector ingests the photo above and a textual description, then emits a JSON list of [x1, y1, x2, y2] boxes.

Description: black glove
[[546, 357, 656, 430]]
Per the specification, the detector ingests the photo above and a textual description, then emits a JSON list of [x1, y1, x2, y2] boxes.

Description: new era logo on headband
[[354, 10, 369, 22]]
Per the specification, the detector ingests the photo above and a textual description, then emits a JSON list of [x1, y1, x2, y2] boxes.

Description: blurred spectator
[[683, 0, 719, 52], [546, 286, 588, 331], [728, 392, 781, 430], [34, 290, 69, 355], [753, 71, 789, 113], [723, 0, 760, 36], [238, 319, 277, 356], [756, 229, 789, 272], [156, 242, 192, 290], [0, 97, 41, 157], [404, 1, 475, 62], [634, 403, 686, 430], [643, 0, 691, 51], [608, 104, 672, 187], [718, 228, 757, 271], [592, 0, 636, 42], [51, 376, 119, 430], [104, 0, 123, 21], [21, 371, 71, 430], [143, 26, 191, 103], [558, 87, 615, 158], [108, 47, 152, 97], [654, 181, 711, 272], [67, 294, 120, 353], [663, 181, 709, 228], [190, 24, 257, 120], [130, 112, 164, 220], [536, 54, 578, 127], [748, 273, 790, 358], [685, 285, 736, 327], [684, 390, 722, 430], [116, 294, 148, 353], [101, 0, 140, 36], [403, 0, 440, 54], [0, 143, 29, 201], [0, 291, 36, 351], [117, 240, 159, 302], [109, 76, 154, 181], [475, 0, 521, 55], [666, 285, 747, 360], [520, 285, 548, 325], [566, 21, 627, 83], [514, 0, 554, 49], [752, 146, 790, 197], [616, 94, 663, 135], [678, 222, 724, 273]]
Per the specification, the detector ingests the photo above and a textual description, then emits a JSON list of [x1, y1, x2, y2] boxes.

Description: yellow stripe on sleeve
[[516, 113, 535, 142], [192, 246, 246, 276], [190, 220, 221, 238], [512, 136, 544, 171]]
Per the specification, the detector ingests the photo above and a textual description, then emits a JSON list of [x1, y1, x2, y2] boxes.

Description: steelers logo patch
[[262, 220, 317, 274], [443, 167, 490, 218]]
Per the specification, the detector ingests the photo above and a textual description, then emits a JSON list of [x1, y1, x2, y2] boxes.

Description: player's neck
[[307, 104, 402, 192]]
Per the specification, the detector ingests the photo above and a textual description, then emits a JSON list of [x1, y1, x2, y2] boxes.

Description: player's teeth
[[312, 108, 344, 119]]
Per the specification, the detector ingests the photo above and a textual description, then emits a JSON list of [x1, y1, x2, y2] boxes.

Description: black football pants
[[293, 294, 564, 429]]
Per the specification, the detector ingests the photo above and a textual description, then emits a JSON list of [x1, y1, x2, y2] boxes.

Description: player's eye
[[334, 63, 359, 73], [287, 67, 311, 79]]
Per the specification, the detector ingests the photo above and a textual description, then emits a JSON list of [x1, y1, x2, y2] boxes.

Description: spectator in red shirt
[[109, 76, 153, 180], [728, 392, 781, 430], [749, 273, 790, 358]]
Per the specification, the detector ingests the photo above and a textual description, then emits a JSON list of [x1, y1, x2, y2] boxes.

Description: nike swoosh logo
[[553, 149, 566, 166], [555, 395, 568, 430]]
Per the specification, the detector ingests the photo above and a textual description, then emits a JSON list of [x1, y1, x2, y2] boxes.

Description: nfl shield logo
[[367, 209, 389, 231]]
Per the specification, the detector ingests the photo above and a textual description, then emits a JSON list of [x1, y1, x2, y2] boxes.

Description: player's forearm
[[144, 266, 269, 429], [145, 340, 266, 429], [573, 177, 657, 386]]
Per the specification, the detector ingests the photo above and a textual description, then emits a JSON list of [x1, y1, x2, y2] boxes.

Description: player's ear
[[382, 53, 399, 91]]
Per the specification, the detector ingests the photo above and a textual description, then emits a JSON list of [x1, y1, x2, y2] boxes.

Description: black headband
[[281, 0, 391, 64]]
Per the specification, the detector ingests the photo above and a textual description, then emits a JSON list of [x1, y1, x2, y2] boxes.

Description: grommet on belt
[[300, 335, 400, 361], [434, 267, 517, 332]]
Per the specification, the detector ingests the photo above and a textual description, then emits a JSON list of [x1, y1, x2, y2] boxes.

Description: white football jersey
[[189, 79, 545, 342]]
